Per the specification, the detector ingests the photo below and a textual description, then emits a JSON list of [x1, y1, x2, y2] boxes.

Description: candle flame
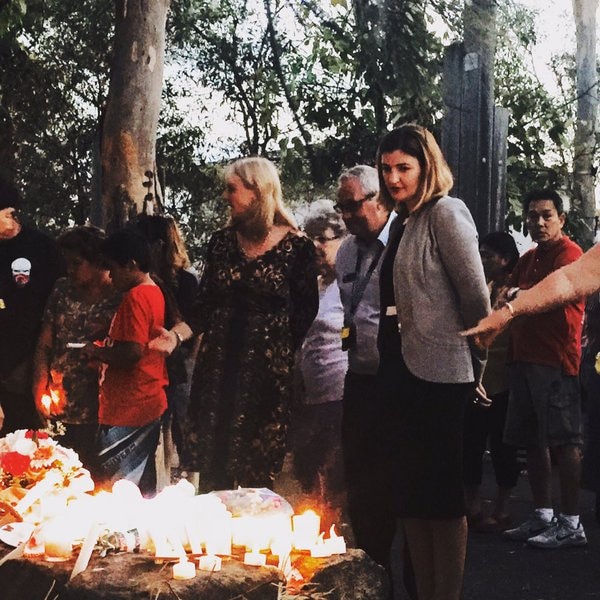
[[40, 394, 52, 414], [40, 386, 67, 416]]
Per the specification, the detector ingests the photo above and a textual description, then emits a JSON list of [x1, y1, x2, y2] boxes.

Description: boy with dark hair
[[84, 228, 168, 496]]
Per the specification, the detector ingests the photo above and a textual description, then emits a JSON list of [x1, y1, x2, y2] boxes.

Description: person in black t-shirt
[[0, 179, 63, 433]]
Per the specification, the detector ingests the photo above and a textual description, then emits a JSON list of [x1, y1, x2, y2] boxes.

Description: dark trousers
[[463, 390, 520, 488], [342, 371, 396, 574]]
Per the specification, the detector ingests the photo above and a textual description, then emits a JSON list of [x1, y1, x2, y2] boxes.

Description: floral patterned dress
[[43, 278, 120, 424], [183, 227, 318, 490]]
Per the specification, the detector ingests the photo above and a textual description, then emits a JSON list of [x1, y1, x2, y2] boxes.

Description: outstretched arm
[[462, 243, 600, 347]]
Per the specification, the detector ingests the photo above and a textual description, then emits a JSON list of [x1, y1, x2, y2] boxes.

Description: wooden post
[[441, 0, 508, 235]]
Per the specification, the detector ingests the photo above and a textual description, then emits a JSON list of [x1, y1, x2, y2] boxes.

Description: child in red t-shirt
[[84, 229, 167, 496]]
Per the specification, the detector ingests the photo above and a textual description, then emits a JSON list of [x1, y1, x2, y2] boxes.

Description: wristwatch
[[174, 330, 184, 348]]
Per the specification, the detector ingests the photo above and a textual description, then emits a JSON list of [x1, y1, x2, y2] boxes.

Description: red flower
[[0, 452, 31, 477], [25, 430, 49, 440]]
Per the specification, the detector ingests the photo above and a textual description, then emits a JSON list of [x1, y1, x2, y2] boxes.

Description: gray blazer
[[393, 196, 490, 384]]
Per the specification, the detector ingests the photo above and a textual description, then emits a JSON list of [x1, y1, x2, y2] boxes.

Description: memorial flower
[[0, 429, 83, 490]]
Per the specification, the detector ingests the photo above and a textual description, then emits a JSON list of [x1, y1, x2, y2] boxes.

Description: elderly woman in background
[[152, 157, 318, 491], [32, 226, 120, 467], [291, 199, 348, 525], [376, 124, 490, 600]]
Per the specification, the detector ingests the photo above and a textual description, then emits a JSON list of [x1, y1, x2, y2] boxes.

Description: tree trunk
[[572, 0, 598, 249], [98, 0, 170, 232]]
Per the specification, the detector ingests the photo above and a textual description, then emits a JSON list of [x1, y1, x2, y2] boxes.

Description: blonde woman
[[376, 125, 490, 600], [152, 157, 318, 490]]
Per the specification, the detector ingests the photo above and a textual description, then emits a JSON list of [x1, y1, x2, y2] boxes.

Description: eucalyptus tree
[[100, 0, 170, 231], [571, 0, 598, 249]]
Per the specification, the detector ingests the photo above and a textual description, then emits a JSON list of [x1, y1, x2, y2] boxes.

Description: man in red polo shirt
[[502, 189, 586, 548]]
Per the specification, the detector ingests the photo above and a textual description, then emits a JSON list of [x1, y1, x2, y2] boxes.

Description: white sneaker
[[502, 515, 554, 541], [527, 517, 587, 549]]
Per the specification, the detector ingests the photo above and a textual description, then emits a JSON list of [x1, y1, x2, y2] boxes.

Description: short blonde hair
[[225, 157, 297, 237], [377, 124, 453, 216]]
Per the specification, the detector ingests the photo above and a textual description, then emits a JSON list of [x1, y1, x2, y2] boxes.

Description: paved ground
[[461, 458, 600, 600], [276, 453, 600, 600]]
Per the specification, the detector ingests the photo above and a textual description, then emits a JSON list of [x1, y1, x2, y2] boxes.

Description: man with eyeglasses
[[0, 179, 63, 433], [334, 165, 397, 589]]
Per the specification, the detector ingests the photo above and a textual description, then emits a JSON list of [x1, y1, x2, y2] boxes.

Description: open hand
[[460, 307, 512, 349]]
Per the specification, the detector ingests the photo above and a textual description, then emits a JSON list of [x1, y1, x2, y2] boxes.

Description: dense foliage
[[0, 0, 592, 258]]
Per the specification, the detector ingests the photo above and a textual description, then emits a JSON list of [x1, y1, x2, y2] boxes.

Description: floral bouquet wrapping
[[210, 487, 293, 518], [0, 429, 93, 526]]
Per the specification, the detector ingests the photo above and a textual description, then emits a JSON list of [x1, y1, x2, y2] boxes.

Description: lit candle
[[292, 510, 320, 550], [173, 557, 196, 580], [198, 554, 222, 572], [204, 514, 232, 555], [44, 520, 73, 562], [310, 533, 332, 558], [268, 515, 293, 550], [325, 524, 346, 555], [243, 551, 267, 567]]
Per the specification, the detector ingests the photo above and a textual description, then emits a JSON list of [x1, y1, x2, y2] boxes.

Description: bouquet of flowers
[[0, 429, 92, 525], [210, 487, 293, 518]]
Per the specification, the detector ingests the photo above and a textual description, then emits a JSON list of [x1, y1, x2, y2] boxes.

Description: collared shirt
[[335, 212, 396, 375], [298, 278, 348, 404]]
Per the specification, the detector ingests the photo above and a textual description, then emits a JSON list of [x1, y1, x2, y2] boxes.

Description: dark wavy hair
[[58, 226, 106, 266], [479, 231, 519, 272]]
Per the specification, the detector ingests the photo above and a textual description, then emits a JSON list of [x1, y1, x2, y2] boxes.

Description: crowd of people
[[1, 123, 599, 600]]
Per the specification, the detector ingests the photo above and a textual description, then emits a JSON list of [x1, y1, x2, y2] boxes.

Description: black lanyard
[[347, 241, 384, 321]]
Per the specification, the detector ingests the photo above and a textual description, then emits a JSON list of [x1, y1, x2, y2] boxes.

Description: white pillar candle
[[268, 515, 293, 550], [292, 510, 320, 550], [204, 514, 232, 555], [243, 551, 267, 567], [173, 558, 196, 580], [198, 554, 222, 572]]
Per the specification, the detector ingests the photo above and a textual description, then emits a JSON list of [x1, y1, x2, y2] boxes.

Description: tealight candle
[[44, 520, 73, 562], [244, 551, 267, 567], [292, 510, 320, 550], [173, 558, 196, 580], [325, 525, 346, 554], [198, 554, 222, 572], [310, 534, 332, 558]]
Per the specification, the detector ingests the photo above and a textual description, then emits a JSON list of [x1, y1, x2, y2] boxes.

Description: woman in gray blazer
[[376, 124, 490, 600]]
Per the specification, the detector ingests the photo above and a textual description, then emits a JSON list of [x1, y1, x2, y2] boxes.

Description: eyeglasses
[[312, 234, 341, 244], [333, 192, 377, 214]]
